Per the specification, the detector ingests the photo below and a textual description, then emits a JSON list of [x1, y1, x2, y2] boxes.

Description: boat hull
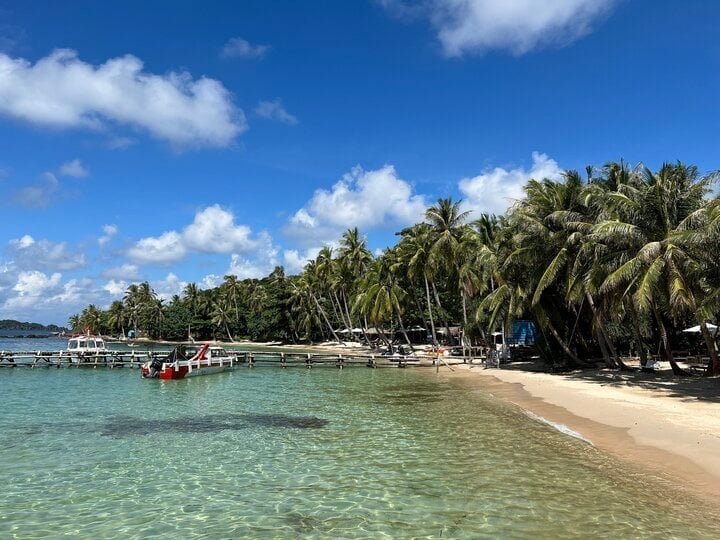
[[142, 362, 233, 379], [141, 344, 235, 380]]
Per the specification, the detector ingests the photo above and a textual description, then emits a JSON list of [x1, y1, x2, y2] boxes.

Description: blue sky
[[1, 0, 719, 325]]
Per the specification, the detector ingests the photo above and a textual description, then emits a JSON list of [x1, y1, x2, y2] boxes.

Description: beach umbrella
[[682, 323, 718, 333]]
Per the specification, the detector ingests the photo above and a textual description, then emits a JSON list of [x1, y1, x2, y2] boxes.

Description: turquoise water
[[2, 353, 719, 538]]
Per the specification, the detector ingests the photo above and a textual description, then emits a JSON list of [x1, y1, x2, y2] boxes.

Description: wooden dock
[[0, 349, 483, 370]]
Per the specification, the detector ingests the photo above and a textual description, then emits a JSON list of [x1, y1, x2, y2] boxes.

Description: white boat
[[66, 335, 108, 354], [141, 344, 235, 379]]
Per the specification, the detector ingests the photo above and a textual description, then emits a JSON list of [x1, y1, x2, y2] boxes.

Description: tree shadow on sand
[[499, 360, 720, 404]]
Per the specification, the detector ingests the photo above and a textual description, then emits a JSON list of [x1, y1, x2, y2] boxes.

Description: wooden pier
[[0, 349, 483, 370]]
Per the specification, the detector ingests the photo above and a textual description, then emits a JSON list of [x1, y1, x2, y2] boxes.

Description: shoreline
[[436, 363, 720, 499]]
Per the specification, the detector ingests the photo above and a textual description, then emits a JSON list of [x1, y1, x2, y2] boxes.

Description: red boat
[[141, 344, 235, 379]]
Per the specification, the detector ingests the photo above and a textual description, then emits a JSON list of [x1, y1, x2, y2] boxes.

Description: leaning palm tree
[[598, 162, 716, 374]]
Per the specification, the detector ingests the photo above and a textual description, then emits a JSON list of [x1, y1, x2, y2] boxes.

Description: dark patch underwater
[[100, 413, 328, 438]]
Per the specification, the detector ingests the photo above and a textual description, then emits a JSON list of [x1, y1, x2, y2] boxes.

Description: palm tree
[[222, 274, 243, 324], [398, 223, 438, 346], [598, 162, 715, 374], [355, 249, 413, 348], [106, 300, 127, 338], [426, 198, 471, 339], [211, 295, 234, 342]]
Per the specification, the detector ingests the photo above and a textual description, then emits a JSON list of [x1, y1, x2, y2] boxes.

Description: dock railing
[[0, 349, 490, 369]]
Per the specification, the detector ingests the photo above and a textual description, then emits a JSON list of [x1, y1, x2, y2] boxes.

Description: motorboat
[[66, 334, 108, 354], [141, 343, 235, 379]]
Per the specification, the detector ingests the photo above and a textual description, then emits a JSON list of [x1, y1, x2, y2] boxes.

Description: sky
[[1, 0, 719, 325]]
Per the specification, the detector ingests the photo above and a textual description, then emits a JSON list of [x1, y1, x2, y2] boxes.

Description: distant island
[[0, 320, 67, 334]]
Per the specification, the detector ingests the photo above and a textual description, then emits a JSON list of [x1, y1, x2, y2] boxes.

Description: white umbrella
[[683, 323, 719, 333]]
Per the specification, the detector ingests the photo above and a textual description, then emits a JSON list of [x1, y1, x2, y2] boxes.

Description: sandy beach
[[436, 362, 720, 498]]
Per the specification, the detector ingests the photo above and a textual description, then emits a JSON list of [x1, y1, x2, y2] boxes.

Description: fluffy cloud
[[59, 159, 89, 178], [459, 151, 563, 216], [183, 205, 262, 253], [282, 247, 322, 275], [98, 224, 118, 246], [102, 263, 140, 281], [221, 37, 270, 59], [254, 99, 298, 125], [3, 270, 62, 310], [0, 49, 245, 147], [286, 165, 427, 245], [128, 205, 273, 265], [383, 0, 614, 56], [103, 279, 128, 296], [149, 273, 185, 300], [127, 231, 186, 265], [8, 235, 86, 271]]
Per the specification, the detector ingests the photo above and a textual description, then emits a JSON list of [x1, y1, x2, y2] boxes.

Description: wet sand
[[437, 363, 720, 498]]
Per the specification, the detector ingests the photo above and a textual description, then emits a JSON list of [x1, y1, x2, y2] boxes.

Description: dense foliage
[[71, 161, 720, 374]]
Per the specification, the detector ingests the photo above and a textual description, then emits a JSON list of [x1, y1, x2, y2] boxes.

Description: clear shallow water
[[2, 353, 719, 538]]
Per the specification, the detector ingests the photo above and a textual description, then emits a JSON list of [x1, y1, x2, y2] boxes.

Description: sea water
[[1, 340, 719, 538]]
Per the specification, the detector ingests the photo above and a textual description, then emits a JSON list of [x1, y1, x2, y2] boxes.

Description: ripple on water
[[1, 367, 719, 538]]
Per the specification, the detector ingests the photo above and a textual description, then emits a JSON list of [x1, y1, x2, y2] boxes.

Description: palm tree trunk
[[585, 293, 630, 370], [225, 323, 234, 342], [626, 301, 649, 366], [594, 325, 614, 367], [699, 321, 720, 376], [545, 319, 583, 366], [425, 276, 438, 346], [311, 293, 343, 344], [651, 302, 688, 376], [431, 281, 452, 345], [330, 291, 345, 329], [341, 292, 360, 343], [393, 299, 414, 350]]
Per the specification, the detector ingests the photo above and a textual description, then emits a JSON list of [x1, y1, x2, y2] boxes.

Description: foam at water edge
[[525, 411, 594, 445]]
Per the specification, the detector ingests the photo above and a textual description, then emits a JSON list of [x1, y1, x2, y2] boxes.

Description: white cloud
[[221, 37, 270, 59], [459, 151, 563, 216], [0, 49, 245, 147], [0, 269, 113, 324], [183, 205, 260, 253], [59, 158, 89, 178], [127, 205, 274, 265], [200, 274, 222, 289], [8, 234, 86, 271], [254, 99, 298, 125], [47, 278, 93, 306], [102, 263, 140, 281], [225, 232, 279, 279], [154, 273, 186, 300], [127, 231, 186, 265], [282, 247, 321, 275], [383, 0, 613, 56], [103, 279, 128, 296], [286, 165, 427, 245], [4, 270, 62, 309], [98, 224, 118, 246], [11, 171, 59, 207]]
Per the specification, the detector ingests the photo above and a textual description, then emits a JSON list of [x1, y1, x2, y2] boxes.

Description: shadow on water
[[100, 413, 329, 438]]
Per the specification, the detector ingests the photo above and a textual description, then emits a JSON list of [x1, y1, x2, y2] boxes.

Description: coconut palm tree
[[106, 300, 127, 339], [211, 296, 234, 342], [599, 162, 716, 374]]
